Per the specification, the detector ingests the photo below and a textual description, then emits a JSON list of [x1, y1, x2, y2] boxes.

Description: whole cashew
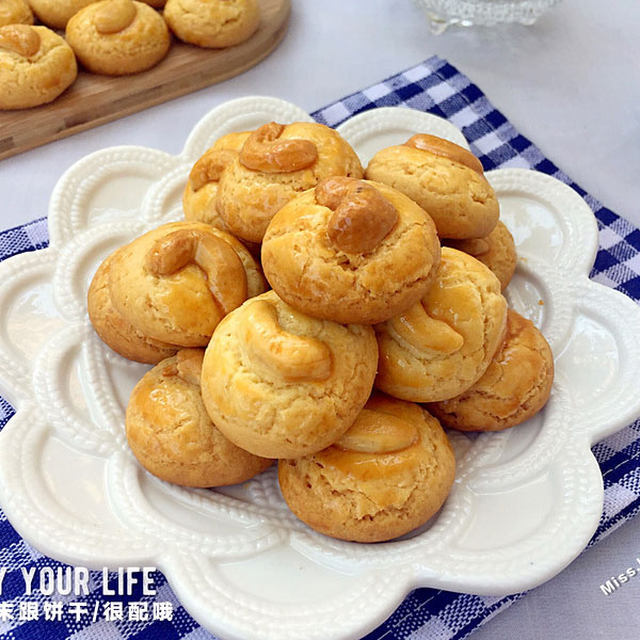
[[334, 408, 418, 454], [0, 24, 40, 57], [316, 177, 399, 254], [404, 134, 484, 175], [241, 300, 332, 382], [239, 122, 318, 173], [388, 301, 464, 354], [188, 148, 238, 192], [145, 228, 248, 315], [94, 0, 137, 34]]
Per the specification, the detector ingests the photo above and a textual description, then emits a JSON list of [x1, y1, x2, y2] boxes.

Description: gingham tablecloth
[[2, 55, 640, 640]]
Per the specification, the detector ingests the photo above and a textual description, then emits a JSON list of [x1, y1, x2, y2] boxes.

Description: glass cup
[[414, 0, 562, 34]]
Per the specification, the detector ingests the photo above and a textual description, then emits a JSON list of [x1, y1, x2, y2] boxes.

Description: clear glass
[[414, 0, 561, 34]]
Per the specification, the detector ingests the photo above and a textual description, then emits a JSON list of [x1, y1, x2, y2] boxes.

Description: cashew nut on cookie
[[239, 122, 318, 173], [145, 228, 248, 315], [316, 176, 399, 254], [240, 300, 333, 382], [404, 134, 484, 175]]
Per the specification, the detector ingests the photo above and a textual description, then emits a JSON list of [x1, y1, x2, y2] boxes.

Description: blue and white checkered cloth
[[2, 55, 640, 640]]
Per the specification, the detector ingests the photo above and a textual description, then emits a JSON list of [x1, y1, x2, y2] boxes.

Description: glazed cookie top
[[428, 309, 554, 431], [88, 246, 178, 364], [126, 349, 272, 487], [108, 222, 267, 347], [65, 0, 170, 76], [375, 247, 508, 403], [164, 0, 260, 48], [217, 121, 364, 243], [200, 290, 378, 459], [0, 0, 33, 27], [262, 177, 441, 324], [28, 0, 94, 29], [365, 134, 499, 240], [183, 131, 252, 228], [0, 25, 77, 110], [278, 393, 456, 542]]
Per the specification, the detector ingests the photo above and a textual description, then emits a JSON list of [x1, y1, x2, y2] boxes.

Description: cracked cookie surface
[[375, 247, 508, 402], [278, 393, 455, 542], [365, 142, 499, 239], [164, 0, 260, 48], [200, 290, 378, 459], [108, 221, 266, 347], [261, 179, 440, 324], [428, 309, 554, 431], [126, 349, 272, 486], [218, 122, 364, 244]]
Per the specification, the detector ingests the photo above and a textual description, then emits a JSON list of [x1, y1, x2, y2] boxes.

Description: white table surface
[[2, 0, 640, 637]]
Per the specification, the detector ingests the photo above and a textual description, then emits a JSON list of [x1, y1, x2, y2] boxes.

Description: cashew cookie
[[0, 25, 77, 110], [261, 178, 441, 325], [0, 0, 33, 27], [126, 349, 272, 486], [444, 220, 517, 291], [365, 134, 499, 239], [428, 309, 554, 431], [164, 0, 260, 48], [27, 0, 94, 29], [217, 121, 364, 244], [107, 222, 267, 348], [200, 290, 379, 459], [375, 247, 508, 403], [66, 0, 170, 76], [278, 393, 456, 542]]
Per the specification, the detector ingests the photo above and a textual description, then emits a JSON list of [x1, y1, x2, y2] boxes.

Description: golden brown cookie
[[164, 0, 260, 48], [200, 290, 379, 459], [65, 0, 170, 76], [365, 134, 499, 239], [444, 220, 517, 291], [108, 222, 267, 348], [428, 309, 554, 431], [0, 25, 77, 110], [88, 246, 178, 364], [375, 247, 508, 403], [183, 131, 252, 229], [0, 0, 33, 26], [126, 349, 272, 486], [27, 0, 94, 29], [278, 393, 456, 543], [261, 177, 441, 325], [217, 122, 364, 244]]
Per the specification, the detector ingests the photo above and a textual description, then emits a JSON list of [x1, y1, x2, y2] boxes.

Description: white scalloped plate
[[2, 97, 640, 640]]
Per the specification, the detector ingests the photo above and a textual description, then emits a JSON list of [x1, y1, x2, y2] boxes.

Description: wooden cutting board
[[0, 0, 290, 161]]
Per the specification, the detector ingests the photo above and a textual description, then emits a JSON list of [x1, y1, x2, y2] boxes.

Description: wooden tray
[[0, 0, 290, 161]]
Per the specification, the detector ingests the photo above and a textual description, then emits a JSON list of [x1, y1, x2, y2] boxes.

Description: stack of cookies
[[0, 0, 261, 109], [88, 121, 554, 543]]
